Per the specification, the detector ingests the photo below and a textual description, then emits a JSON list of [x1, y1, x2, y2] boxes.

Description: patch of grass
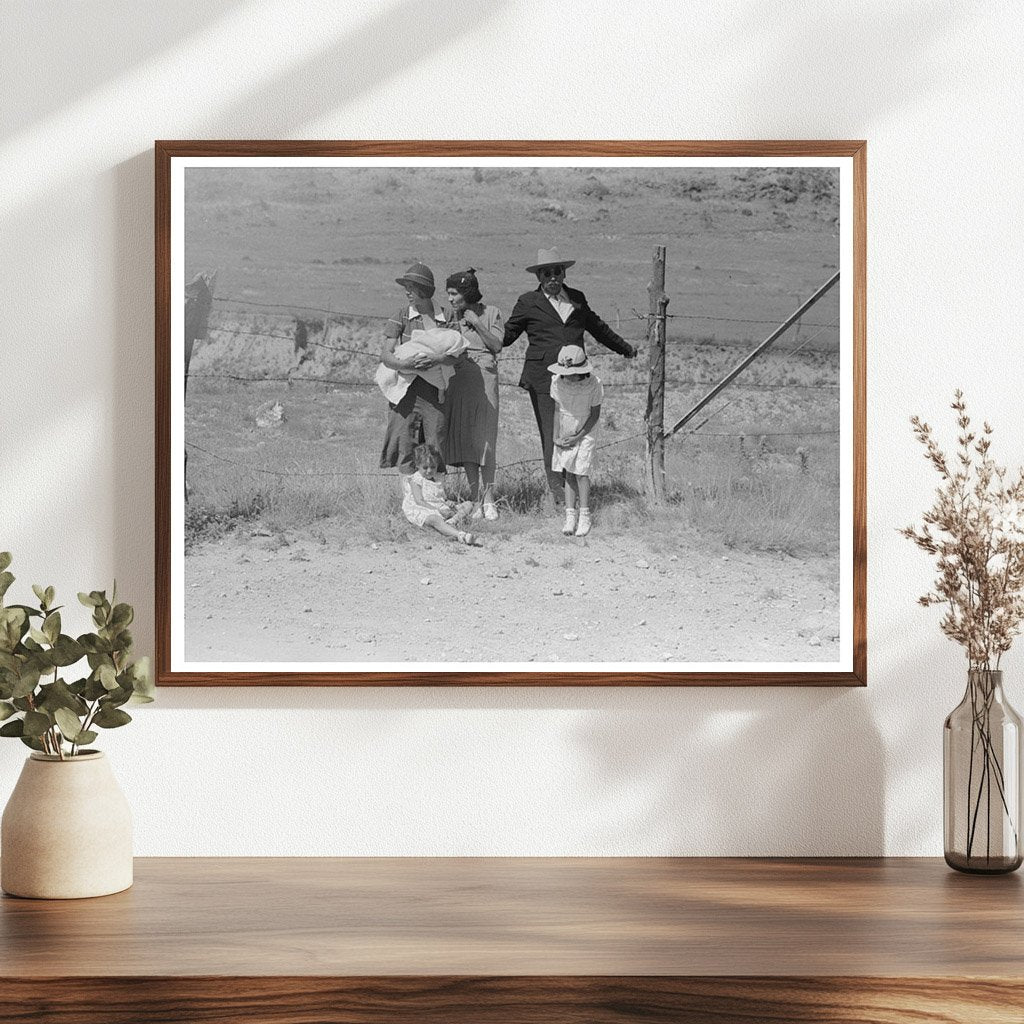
[[184, 487, 269, 551]]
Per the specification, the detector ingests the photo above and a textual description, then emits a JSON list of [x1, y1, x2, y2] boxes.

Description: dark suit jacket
[[502, 284, 634, 393]]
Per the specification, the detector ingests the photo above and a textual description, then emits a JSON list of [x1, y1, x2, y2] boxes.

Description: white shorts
[[552, 433, 596, 476]]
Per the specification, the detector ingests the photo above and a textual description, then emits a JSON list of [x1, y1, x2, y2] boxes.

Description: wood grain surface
[[2, 858, 1022, 1021], [0, 976, 1021, 1024]]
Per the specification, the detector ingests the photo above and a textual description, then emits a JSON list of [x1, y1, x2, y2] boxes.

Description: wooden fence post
[[645, 246, 669, 503], [183, 270, 217, 502]]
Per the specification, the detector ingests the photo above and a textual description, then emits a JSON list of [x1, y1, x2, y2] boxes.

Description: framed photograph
[[156, 141, 865, 686]]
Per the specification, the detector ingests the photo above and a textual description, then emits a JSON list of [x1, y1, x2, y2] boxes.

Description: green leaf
[[110, 603, 134, 629], [32, 584, 47, 608], [11, 665, 41, 699], [74, 730, 98, 746], [0, 571, 14, 601], [22, 710, 51, 738], [28, 627, 49, 646], [0, 552, 11, 573], [42, 611, 60, 644], [50, 634, 85, 667], [54, 707, 85, 742], [0, 701, 16, 721], [0, 651, 19, 674], [0, 607, 27, 652], [78, 592, 100, 608], [19, 734, 45, 752], [128, 657, 155, 701], [104, 685, 132, 709], [93, 705, 131, 729], [83, 675, 108, 701], [44, 586, 55, 608], [0, 719, 24, 737], [81, 635, 113, 656], [37, 679, 88, 717], [8, 604, 42, 619], [98, 664, 118, 691]]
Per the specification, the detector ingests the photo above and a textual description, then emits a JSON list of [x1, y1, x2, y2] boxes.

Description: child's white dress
[[550, 374, 604, 475], [401, 472, 450, 528]]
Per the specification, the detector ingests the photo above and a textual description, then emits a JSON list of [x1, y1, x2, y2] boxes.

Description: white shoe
[[575, 509, 592, 537], [483, 502, 499, 521], [470, 504, 484, 521], [562, 509, 579, 536]]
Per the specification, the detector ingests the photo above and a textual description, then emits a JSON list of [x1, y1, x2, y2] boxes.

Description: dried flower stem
[[903, 392, 1024, 865]]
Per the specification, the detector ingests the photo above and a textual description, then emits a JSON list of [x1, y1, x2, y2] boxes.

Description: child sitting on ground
[[402, 443, 480, 545], [548, 345, 603, 537]]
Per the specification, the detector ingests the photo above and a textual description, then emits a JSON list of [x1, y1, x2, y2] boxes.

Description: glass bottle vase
[[944, 669, 1023, 873]]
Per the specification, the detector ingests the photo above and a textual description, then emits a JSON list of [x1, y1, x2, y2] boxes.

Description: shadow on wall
[[140, 681, 885, 856], [0, 0, 248, 138], [569, 686, 884, 855], [110, 0, 509, 659], [726, 0, 975, 132]]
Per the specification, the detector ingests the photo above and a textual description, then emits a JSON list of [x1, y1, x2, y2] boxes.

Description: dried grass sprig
[[902, 391, 1024, 670]]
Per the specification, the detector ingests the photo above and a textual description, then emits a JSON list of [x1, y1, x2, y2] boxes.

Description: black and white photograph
[[158, 144, 863, 683]]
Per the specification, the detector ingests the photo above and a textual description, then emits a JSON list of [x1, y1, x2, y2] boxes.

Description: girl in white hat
[[548, 345, 603, 537]]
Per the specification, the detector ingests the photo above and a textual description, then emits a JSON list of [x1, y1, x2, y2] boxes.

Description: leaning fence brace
[[663, 271, 840, 440]]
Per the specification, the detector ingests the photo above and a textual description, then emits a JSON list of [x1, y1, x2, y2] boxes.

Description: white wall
[[1, 0, 1022, 855]]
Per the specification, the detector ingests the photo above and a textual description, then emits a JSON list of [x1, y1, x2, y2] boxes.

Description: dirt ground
[[180, 164, 845, 669], [183, 519, 840, 667]]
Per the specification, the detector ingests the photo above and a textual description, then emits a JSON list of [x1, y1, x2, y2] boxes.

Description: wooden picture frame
[[156, 140, 866, 686]]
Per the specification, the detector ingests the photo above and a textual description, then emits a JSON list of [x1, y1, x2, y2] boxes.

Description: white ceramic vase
[[1, 751, 133, 899]]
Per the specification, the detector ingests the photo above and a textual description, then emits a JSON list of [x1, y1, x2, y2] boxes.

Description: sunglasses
[[538, 267, 565, 278]]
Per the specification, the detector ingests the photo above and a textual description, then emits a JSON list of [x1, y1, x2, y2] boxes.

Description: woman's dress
[[444, 304, 503, 468], [379, 304, 448, 472]]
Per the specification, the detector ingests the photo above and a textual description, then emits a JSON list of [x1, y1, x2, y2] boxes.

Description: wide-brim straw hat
[[395, 262, 436, 295], [548, 344, 593, 376], [526, 247, 576, 274]]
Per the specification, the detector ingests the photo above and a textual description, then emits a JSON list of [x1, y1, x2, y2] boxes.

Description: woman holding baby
[[379, 263, 504, 522], [378, 263, 453, 479]]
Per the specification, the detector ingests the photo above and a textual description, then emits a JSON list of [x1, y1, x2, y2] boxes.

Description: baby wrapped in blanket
[[374, 327, 468, 404]]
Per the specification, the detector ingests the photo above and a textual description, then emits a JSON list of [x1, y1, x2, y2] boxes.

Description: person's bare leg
[[464, 463, 481, 504], [576, 475, 592, 536], [562, 472, 579, 535], [577, 474, 590, 509], [424, 513, 464, 540], [481, 464, 496, 506]]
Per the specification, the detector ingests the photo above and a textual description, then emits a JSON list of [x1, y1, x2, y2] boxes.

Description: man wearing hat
[[503, 248, 638, 504]]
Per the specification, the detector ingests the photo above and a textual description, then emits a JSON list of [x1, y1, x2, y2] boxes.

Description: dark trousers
[[527, 388, 564, 495]]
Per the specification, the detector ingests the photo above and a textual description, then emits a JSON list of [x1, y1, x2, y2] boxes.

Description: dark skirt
[[379, 376, 446, 472], [445, 351, 499, 468]]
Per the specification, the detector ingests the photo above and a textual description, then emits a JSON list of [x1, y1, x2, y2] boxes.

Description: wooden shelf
[[2, 857, 1022, 1022]]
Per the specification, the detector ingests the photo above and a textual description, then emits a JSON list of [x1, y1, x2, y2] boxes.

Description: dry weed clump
[[902, 390, 1024, 669]]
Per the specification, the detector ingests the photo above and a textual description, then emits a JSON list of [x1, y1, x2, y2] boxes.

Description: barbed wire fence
[[183, 268, 840, 488]]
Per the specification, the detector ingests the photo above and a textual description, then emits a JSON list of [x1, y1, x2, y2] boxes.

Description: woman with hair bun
[[444, 269, 504, 520]]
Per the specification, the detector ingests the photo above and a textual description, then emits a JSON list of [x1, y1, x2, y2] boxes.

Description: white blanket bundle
[[374, 328, 468, 404]]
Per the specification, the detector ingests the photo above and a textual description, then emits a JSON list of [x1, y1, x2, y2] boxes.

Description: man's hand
[[439, 505, 455, 520], [554, 435, 577, 449], [624, 343, 639, 359]]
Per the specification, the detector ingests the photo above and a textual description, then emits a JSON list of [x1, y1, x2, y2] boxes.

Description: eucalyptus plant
[[0, 552, 153, 759]]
